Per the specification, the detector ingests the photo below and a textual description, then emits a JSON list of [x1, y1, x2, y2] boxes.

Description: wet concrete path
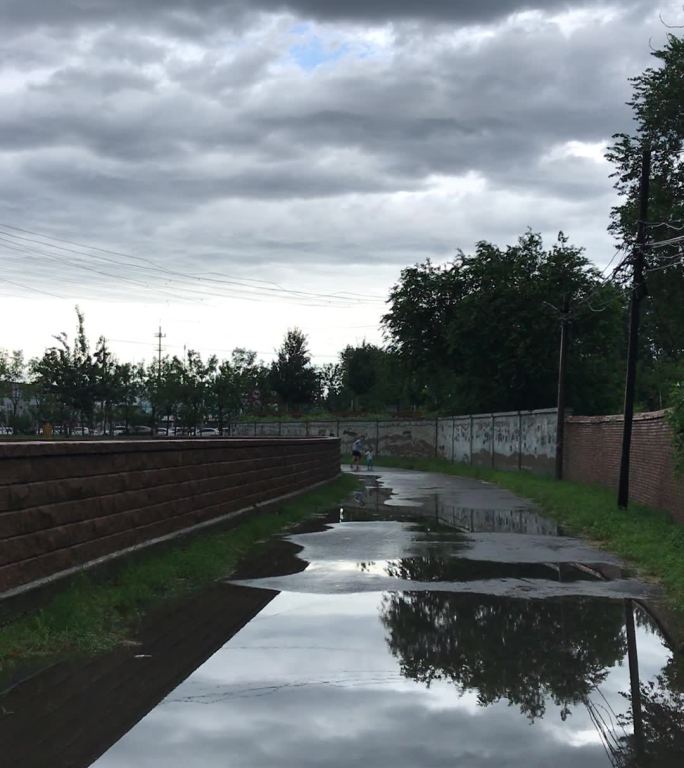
[[4, 468, 684, 766]]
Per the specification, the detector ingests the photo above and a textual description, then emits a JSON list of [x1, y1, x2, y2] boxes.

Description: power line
[[106, 337, 341, 360], [0, 236, 377, 309], [567, 245, 631, 317], [0, 222, 385, 305], [647, 233, 684, 249], [646, 218, 684, 233], [644, 258, 684, 275], [0, 277, 65, 299], [0, 237, 368, 308], [0, 234, 197, 304]]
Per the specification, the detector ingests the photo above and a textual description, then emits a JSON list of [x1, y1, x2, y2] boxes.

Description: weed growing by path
[[377, 456, 684, 614], [0, 475, 359, 671]]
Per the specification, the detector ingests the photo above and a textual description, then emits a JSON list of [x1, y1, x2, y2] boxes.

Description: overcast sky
[[0, 0, 680, 363]]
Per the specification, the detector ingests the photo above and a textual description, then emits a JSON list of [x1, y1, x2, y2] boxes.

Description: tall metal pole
[[157, 326, 163, 385], [554, 295, 570, 480], [618, 147, 651, 509], [153, 326, 165, 436]]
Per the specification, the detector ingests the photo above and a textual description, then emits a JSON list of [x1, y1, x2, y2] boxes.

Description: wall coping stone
[[0, 437, 338, 462], [566, 410, 669, 425]]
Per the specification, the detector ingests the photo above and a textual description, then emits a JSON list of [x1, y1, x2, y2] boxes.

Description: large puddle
[[2, 468, 683, 766]]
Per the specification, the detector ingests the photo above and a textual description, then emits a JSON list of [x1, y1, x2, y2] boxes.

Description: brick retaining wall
[[0, 437, 340, 594], [563, 411, 684, 522]]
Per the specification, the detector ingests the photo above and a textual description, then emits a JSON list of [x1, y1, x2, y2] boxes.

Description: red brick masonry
[[564, 411, 684, 522], [0, 437, 340, 594]]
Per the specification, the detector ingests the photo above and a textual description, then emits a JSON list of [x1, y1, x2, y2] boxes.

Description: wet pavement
[[3, 467, 684, 766]]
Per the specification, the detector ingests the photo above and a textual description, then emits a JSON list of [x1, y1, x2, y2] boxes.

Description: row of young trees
[[0, 309, 410, 434]]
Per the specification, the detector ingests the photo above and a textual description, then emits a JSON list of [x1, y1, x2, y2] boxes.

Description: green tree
[[93, 336, 115, 434], [383, 231, 625, 414], [110, 362, 144, 432], [31, 307, 97, 433], [210, 359, 238, 434], [145, 355, 183, 431], [0, 349, 25, 431], [606, 33, 684, 408], [338, 344, 409, 413], [318, 362, 344, 411], [177, 350, 215, 431], [341, 343, 378, 411], [269, 328, 318, 411], [230, 348, 265, 415]]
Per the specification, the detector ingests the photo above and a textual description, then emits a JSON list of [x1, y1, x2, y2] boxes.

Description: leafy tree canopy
[[607, 33, 684, 407], [383, 231, 625, 414], [269, 328, 318, 410]]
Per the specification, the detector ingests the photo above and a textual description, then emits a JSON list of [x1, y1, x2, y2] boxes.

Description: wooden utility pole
[[554, 295, 570, 480], [618, 147, 651, 509]]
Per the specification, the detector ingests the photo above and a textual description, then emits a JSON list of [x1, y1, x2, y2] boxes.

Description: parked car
[[131, 425, 153, 435], [0, 426, 14, 435], [199, 427, 220, 436], [71, 427, 90, 436]]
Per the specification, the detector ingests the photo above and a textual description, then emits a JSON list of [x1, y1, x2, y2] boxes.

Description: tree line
[[2, 33, 683, 433], [0, 311, 403, 435]]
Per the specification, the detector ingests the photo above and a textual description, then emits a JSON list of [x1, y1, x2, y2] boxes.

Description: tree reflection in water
[[380, 589, 626, 721], [615, 655, 684, 767]]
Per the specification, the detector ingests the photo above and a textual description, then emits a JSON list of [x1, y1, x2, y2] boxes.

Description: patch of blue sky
[[289, 21, 312, 35], [289, 34, 351, 71]]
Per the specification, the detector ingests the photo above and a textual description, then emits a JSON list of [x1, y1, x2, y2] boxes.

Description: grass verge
[[0, 474, 359, 671], [376, 456, 684, 613]]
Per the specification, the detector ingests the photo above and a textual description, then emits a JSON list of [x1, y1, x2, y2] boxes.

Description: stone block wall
[[564, 411, 684, 522], [0, 437, 339, 594]]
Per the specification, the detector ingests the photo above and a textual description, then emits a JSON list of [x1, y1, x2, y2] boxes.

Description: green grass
[[0, 475, 359, 672], [377, 456, 684, 613]]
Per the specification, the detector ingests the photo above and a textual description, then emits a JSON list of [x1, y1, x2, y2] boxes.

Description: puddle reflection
[[2, 468, 683, 767], [380, 591, 684, 766], [358, 555, 604, 583], [85, 590, 684, 768]]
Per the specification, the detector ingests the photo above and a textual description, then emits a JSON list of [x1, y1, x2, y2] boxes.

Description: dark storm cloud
[[0, 0, 647, 34], [266, 0, 643, 24], [0, 0, 672, 295], [0, 10, 642, 193]]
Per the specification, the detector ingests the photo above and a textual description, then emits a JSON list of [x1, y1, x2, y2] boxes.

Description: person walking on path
[[351, 436, 364, 472], [365, 446, 374, 471]]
